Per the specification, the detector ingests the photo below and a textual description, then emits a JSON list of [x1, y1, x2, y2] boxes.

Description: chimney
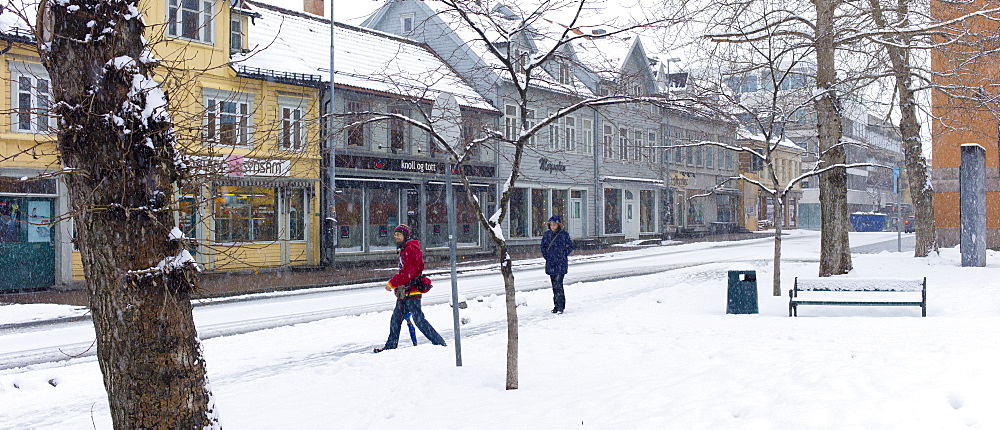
[[304, 0, 324, 17]]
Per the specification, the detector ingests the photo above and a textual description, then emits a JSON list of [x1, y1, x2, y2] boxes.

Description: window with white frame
[[633, 129, 643, 162], [204, 90, 253, 147], [230, 15, 246, 53], [619, 128, 628, 160], [564, 116, 577, 152], [401, 13, 414, 34], [10, 63, 54, 133], [603, 125, 614, 158], [558, 59, 571, 84], [582, 119, 593, 154], [525, 108, 537, 146], [504, 105, 518, 140], [549, 115, 560, 150], [648, 131, 657, 163], [279, 100, 305, 150], [167, 0, 214, 43]]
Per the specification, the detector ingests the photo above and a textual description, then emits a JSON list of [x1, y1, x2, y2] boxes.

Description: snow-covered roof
[[237, 1, 495, 112], [737, 128, 805, 152], [403, 1, 595, 97]]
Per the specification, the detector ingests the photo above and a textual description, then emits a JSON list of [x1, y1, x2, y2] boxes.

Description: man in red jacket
[[374, 224, 447, 353]]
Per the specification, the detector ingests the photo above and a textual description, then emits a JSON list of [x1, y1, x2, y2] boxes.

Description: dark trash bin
[[727, 270, 758, 314]]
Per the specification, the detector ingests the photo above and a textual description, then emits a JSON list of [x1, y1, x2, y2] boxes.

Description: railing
[[237, 66, 323, 88]]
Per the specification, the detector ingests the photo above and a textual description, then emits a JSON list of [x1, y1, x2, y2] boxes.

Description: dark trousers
[[550, 274, 566, 311], [384, 297, 446, 349]]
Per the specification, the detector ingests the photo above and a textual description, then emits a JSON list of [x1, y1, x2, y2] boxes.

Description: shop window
[[551, 189, 567, 224], [367, 187, 399, 251], [531, 189, 549, 237], [640, 190, 656, 232], [336, 187, 363, 252], [509, 188, 529, 238], [177, 189, 200, 252], [288, 189, 305, 241], [0, 198, 52, 243], [425, 185, 448, 248], [214, 186, 277, 242], [604, 188, 622, 234], [167, 0, 214, 43], [205, 90, 252, 147]]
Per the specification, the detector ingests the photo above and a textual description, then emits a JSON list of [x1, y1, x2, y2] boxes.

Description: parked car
[[903, 216, 915, 233]]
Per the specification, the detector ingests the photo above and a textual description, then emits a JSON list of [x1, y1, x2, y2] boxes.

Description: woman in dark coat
[[540, 215, 574, 313]]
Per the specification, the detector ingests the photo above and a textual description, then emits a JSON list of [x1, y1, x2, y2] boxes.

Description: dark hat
[[394, 224, 411, 239], [547, 215, 562, 224]]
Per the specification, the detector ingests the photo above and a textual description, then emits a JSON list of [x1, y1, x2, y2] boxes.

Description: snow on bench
[[789, 277, 926, 317]]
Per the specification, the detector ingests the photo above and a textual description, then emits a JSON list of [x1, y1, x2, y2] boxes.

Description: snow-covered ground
[[2, 231, 999, 429]]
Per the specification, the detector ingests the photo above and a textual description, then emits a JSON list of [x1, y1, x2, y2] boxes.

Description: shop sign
[[336, 154, 494, 178], [539, 158, 566, 173], [184, 155, 291, 178], [226, 155, 291, 177]]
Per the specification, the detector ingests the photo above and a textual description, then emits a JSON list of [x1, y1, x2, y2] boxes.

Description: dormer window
[[230, 15, 247, 53], [167, 0, 214, 43], [400, 14, 414, 34], [558, 60, 571, 84]]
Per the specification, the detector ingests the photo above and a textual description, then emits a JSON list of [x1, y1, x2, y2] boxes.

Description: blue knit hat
[[547, 215, 562, 224]]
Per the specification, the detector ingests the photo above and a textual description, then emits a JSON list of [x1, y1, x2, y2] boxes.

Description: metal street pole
[[432, 92, 463, 366], [895, 167, 901, 252], [325, 2, 338, 267], [446, 162, 462, 366]]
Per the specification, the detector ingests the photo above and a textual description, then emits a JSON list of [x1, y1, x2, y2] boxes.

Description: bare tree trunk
[[499, 248, 519, 390], [772, 196, 785, 296], [42, 2, 218, 428], [867, 0, 937, 257], [814, 0, 853, 276]]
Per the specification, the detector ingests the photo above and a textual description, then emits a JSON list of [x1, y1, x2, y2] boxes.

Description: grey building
[[364, 0, 737, 244]]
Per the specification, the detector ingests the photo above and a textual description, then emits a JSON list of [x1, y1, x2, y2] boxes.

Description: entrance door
[[624, 190, 639, 239], [569, 190, 584, 238], [0, 197, 54, 291]]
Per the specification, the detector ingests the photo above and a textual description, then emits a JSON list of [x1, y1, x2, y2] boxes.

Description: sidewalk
[[1, 232, 765, 307]]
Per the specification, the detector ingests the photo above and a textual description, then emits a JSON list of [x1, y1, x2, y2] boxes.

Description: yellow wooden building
[[0, 0, 322, 291]]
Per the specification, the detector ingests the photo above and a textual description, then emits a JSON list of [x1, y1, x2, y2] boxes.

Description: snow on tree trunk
[[41, 1, 218, 428], [866, 0, 937, 257], [814, 0, 853, 277], [773, 197, 784, 296]]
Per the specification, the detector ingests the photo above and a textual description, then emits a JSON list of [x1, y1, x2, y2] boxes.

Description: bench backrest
[[794, 277, 925, 293]]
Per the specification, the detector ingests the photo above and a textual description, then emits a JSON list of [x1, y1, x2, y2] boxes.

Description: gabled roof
[[237, 1, 495, 112], [365, 0, 595, 97]]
